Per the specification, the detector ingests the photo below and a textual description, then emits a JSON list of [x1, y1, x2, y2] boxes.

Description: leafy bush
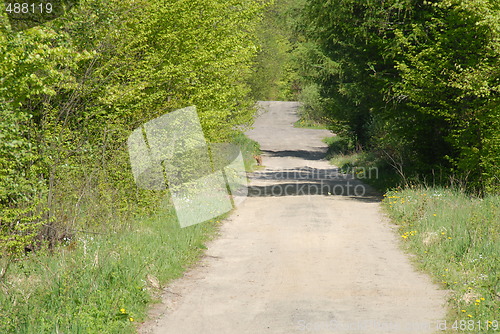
[[1, 0, 269, 252], [300, 0, 500, 195]]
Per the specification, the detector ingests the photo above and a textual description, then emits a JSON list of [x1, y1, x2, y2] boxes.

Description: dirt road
[[140, 101, 447, 334]]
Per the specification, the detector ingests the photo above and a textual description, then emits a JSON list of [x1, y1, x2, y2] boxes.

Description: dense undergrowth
[[300, 0, 500, 195], [1, 0, 269, 265], [323, 136, 400, 193], [0, 208, 218, 333]]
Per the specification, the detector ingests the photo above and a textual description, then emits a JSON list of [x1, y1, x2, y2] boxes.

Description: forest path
[[139, 101, 447, 334]]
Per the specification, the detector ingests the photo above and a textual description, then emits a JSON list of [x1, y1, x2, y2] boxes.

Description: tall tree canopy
[[1, 0, 269, 251], [301, 0, 500, 194]]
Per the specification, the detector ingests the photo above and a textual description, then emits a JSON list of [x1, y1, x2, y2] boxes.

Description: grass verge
[[0, 208, 219, 333], [0, 133, 261, 333], [293, 118, 328, 129], [323, 136, 400, 193], [231, 132, 262, 170], [383, 188, 499, 333]]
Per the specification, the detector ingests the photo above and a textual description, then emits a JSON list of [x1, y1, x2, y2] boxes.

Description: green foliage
[[324, 136, 401, 193], [230, 132, 262, 170], [391, 0, 500, 194], [0, 207, 219, 333], [248, 0, 305, 100], [1, 0, 269, 253], [0, 205, 45, 256], [299, 0, 500, 194], [323, 136, 352, 157], [302, 0, 407, 148], [296, 84, 325, 126]]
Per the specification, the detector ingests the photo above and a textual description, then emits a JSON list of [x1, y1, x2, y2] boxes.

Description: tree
[[300, 0, 500, 194], [1, 0, 271, 251]]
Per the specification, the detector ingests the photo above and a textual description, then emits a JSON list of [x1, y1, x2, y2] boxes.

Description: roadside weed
[[383, 188, 499, 332], [0, 208, 219, 333]]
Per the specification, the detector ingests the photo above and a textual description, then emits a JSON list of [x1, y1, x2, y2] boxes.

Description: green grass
[[383, 188, 499, 333], [231, 132, 262, 170], [293, 118, 328, 129], [322, 136, 350, 155], [323, 136, 400, 193], [0, 206, 220, 333]]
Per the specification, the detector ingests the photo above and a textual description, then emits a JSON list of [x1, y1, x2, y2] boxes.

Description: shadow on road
[[247, 167, 381, 203], [261, 149, 327, 161]]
